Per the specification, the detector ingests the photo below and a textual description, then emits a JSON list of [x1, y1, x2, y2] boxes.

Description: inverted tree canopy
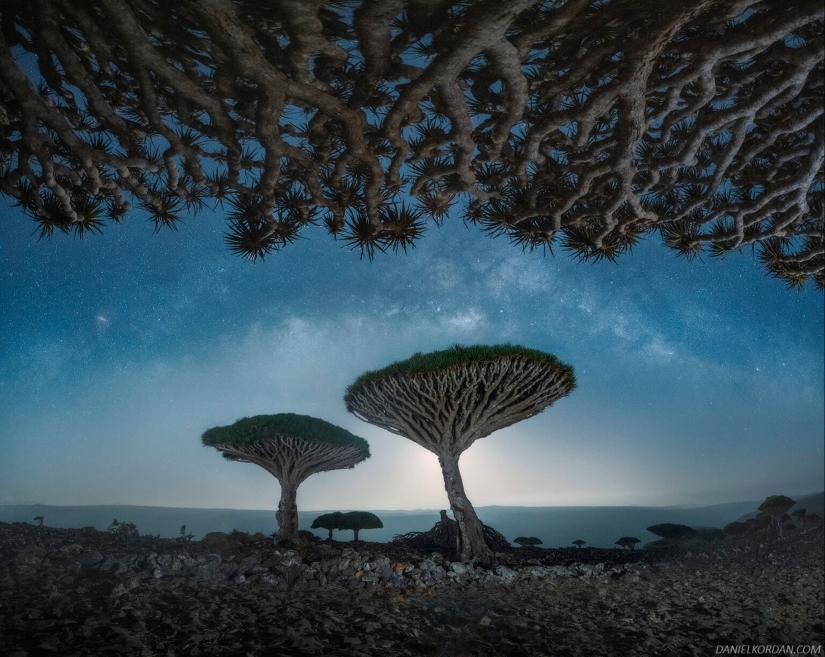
[[0, 0, 822, 288], [202, 413, 370, 456]]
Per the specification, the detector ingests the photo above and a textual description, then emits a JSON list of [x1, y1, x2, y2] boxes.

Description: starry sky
[[0, 200, 822, 512]]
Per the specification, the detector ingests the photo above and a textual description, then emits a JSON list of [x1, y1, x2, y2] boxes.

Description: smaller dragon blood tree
[[202, 414, 370, 543], [346, 344, 576, 561], [513, 536, 543, 548], [311, 512, 345, 540], [338, 511, 383, 542], [615, 537, 641, 550], [758, 495, 796, 534]]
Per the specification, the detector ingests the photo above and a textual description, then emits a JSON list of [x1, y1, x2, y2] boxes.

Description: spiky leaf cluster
[[0, 0, 822, 286]]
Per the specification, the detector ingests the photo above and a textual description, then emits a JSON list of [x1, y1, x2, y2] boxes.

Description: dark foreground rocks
[[0, 522, 822, 656]]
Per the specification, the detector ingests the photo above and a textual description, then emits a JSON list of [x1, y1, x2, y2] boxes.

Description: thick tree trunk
[[327, 528, 333, 540], [438, 454, 493, 562], [353, 528, 360, 542], [275, 479, 299, 542]]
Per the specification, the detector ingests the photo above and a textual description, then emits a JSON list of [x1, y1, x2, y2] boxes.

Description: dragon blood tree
[[345, 344, 576, 561], [202, 414, 370, 542]]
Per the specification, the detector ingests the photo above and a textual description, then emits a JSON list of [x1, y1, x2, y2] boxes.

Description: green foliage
[[201, 413, 370, 456], [615, 536, 640, 549], [346, 343, 576, 394], [572, 540, 586, 548], [645, 523, 697, 540], [513, 536, 542, 547]]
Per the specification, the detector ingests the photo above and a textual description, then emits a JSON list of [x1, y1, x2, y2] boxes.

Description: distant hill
[[735, 491, 824, 522], [0, 499, 768, 548]]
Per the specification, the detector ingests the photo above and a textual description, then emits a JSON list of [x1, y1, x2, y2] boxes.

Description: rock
[[200, 532, 232, 552], [494, 565, 518, 583]]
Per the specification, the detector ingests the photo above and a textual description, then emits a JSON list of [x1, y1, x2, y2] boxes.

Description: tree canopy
[[346, 343, 576, 394], [513, 536, 542, 547], [311, 511, 345, 540], [337, 511, 383, 542], [1, 0, 822, 288], [201, 413, 370, 455]]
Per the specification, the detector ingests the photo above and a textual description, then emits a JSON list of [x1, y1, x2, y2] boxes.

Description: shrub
[[646, 523, 697, 540], [107, 519, 139, 539]]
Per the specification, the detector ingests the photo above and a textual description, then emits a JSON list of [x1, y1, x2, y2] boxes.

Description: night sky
[[1, 201, 822, 512]]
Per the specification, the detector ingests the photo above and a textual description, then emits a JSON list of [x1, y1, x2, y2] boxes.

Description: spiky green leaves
[[201, 413, 370, 456], [346, 343, 576, 396]]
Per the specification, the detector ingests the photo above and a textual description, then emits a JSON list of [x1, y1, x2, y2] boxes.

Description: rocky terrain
[[1, 521, 822, 656]]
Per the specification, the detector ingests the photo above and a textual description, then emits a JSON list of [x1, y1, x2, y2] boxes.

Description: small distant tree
[[338, 511, 383, 542], [757, 496, 796, 534], [572, 540, 586, 548], [311, 512, 345, 540], [107, 519, 139, 539], [513, 537, 542, 547], [615, 537, 640, 550], [202, 414, 370, 542], [646, 524, 698, 540], [178, 525, 194, 542], [33, 516, 44, 527], [791, 509, 806, 524]]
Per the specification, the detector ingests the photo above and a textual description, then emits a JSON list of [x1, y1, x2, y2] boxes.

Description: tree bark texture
[[276, 479, 299, 542], [0, 0, 821, 286], [439, 454, 492, 561]]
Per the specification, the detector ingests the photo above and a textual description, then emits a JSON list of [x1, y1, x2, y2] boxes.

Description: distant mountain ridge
[[3, 496, 812, 548]]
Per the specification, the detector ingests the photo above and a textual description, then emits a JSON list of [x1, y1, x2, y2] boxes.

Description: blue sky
[[0, 201, 822, 511]]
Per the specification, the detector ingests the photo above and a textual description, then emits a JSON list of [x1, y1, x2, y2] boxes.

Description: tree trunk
[[353, 528, 360, 542], [438, 454, 493, 562], [275, 479, 299, 542], [327, 528, 333, 540]]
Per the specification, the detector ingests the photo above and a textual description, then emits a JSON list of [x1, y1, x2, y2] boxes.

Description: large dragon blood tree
[[0, 0, 822, 288], [202, 413, 370, 542], [344, 344, 576, 561]]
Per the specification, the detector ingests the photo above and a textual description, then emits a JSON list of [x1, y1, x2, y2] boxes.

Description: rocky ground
[[0, 522, 822, 656]]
